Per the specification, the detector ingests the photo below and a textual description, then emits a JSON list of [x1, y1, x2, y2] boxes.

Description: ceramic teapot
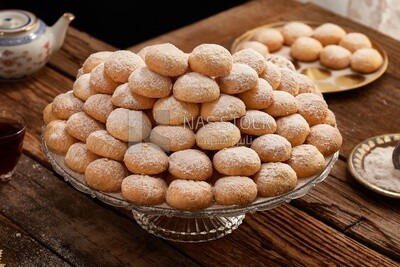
[[0, 9, 75, 81]]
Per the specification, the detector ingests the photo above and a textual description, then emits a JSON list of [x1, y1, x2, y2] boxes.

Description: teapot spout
[[50, 12, 75, 53]]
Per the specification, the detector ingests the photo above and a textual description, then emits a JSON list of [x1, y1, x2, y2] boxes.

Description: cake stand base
[[132, 211, 245, 243]]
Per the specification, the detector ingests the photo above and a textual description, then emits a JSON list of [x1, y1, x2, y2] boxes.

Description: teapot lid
[[0, 10, 38, 35]]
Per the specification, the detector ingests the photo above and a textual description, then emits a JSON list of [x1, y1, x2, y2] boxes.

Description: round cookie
[[150, 125, 195, 152], [265, 90, 298, 117], [111, 83, 156, 110], [166, 180, 213, 210], [52, 91, 84, 120], [44, 120, 78, 155], [83, 93, 114, 123], [233, 41, 269, 57], [236, 110, 277, 136], [213, 146, 261, 176], [168, 149, 213, 180], [312, 23, 346, 46], [173, 72, 220, 103], [188, 43, 233, 77], [201, 94, 246, 122], [281, 21, 314, 46], [86, 130, 127, 161], [265, 54, 296, 71], [85, 158, 126, 192], [250, 134, 292, 162], [124, 143, 169, 175], [319, 45, 351, 70], [251, 28, 284, 52], [260, 61, 281, 89], [253, 162, 297, 197], [195, 122, 241, 150], [104, 50, 145, 83], [290, 36, 323, 62], [285, 144, 325, 178], [128, 66, 172, 98], [152, 95, 199, 125], [217, 63, 258, 94], [213, 176, 257, 206], [89, 63, 120, 94], [65, 142, 100, 174], [232, 48, 267, 75], [106, 108, 151, 142], [350, 48, 383, 73], [276, 68, 300, 96], [295, 93, 328, 126], [121, 175, 167, 205], [324, 109, 337, 127], [43, 102, 57, 125], [339, 32, 372, 53], [82, 51, 112, 73], [73, 73, 96, 101], [144, 43, 189, 77], [297, 73, 317, 94], [66, 111, 105, 142], [305, 124, 342, 156], [238, 78, 274, 110], [275, 114, 310, 147]]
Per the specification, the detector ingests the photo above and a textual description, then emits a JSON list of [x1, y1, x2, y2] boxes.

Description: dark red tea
[[0, 117, 26, 177]]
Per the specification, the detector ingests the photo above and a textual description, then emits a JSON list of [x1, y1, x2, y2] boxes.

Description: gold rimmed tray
[[230, 21, 389, 93], [348, 133, 400, 198]]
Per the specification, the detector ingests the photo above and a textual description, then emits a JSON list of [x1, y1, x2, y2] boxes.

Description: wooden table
[[1, 0, 399, 266]]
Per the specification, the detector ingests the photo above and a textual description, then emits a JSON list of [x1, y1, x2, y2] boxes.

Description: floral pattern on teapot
[[0, 10, 74, 81], [0, 21, 51, 79]]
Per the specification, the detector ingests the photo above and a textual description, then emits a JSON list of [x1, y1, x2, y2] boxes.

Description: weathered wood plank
[[292, 160, 400, 261], [168, 203, 399, 266], [0, 214, 70, 267], [0, 155, 199, 267]]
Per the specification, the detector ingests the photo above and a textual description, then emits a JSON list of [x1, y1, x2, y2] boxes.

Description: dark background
[[1, 1, 248, 48]]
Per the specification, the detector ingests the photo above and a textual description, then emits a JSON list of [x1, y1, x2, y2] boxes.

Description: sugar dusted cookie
[[173, 72, 220, 103], [238, 78, 274, 110], [168, 149, 213, 181], [196, 122, 241, 150], [312, 23, 346, 46], [166, 180, 213, 210], [189, 43, 233, 77], [145, 43, 189, 77], [213, 176, 257, 206], [104, 50, 145, 83], [232, 48, 267, 75], [85, 158, 126, 192], [251, 28, 284, 52], [281, 21, 313, 46], [339, 32, 372, 53], [319, 45, 351, 70], [286, 144, 325, 178], [350, 48, 383, 73], [213, 146, 261, 176]]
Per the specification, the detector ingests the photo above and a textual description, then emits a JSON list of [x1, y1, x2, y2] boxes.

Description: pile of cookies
[[233, 21, 383, 73], [43, 42, 342, 211]]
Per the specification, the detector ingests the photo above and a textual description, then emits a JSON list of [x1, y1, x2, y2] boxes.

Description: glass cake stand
[[43, 138, 339, 243]]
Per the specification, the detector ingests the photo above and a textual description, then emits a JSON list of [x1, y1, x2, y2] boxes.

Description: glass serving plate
[[43, 136, 339, 243]]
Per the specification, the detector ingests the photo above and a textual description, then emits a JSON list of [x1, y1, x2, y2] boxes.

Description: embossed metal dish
[[230, 21, 389, 93], [348, 133, 400, 198]]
